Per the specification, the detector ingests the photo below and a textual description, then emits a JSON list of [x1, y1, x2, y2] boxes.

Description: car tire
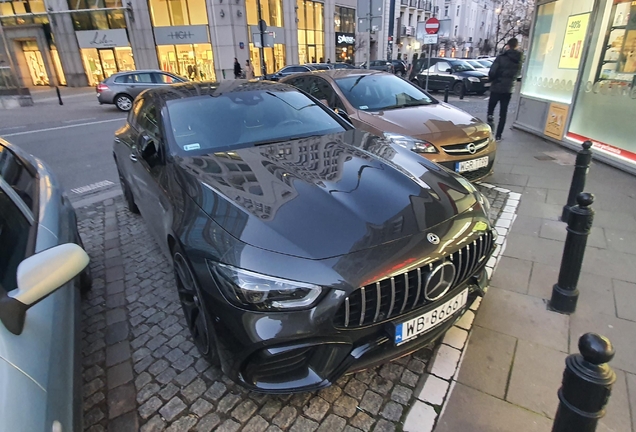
[[118, 170, 139, 214], [453, 82, 465, 96], [114, 94, 133, 112], [172, 247, 220, 366]]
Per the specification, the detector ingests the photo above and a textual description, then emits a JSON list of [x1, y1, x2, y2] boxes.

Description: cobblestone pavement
[[77, 184, 505, 432]]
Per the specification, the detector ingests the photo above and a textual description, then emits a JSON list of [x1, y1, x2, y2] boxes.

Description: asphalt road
[[0, 89, 126, 201]]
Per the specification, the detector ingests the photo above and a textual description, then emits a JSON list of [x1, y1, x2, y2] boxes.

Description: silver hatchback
[[96, 70, 187, 111]]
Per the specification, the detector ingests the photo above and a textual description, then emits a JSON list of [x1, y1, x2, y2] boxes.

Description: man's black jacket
[[488, 49, 522, 93]]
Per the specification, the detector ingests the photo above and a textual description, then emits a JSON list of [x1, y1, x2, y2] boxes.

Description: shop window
[[0, 0, 47, 25], [567, 0, 636, 167], [520, 0, 595, 104], [297, 0, 324, 64], [157, 44, 215, 81], [245, 0, 283, 27], [248, 43, 286, 76], [148, 0, 208, 26]]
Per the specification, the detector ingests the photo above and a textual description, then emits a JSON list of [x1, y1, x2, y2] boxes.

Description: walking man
[[233, 58, 242, 79], [487, 38, 521, 140]]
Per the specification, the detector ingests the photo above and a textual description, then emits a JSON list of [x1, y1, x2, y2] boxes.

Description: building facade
[[0, 0, 357, 87], [514, 0, 636, 174]]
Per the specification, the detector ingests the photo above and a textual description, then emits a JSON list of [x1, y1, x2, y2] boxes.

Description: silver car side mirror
[[0, 243, 89, 335]]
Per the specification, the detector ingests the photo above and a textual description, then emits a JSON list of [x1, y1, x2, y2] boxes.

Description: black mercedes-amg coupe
[[113, 80, 495, 393]]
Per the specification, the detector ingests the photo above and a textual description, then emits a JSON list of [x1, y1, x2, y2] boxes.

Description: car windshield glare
[[335, 74, 433, 111], [449, 60, 475, 72], [166, 89, 346, 154]]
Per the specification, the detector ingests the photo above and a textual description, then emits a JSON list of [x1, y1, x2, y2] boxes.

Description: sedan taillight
[[96, 83, 109, 93]]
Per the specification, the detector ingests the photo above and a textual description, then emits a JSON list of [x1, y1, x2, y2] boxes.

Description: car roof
[[281, 69, 387, 80], [144, 80, 297, 104]]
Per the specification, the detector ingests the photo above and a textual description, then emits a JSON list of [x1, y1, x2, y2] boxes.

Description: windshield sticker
[[360, 105, 368, 109], [183, 143, 201, 151]]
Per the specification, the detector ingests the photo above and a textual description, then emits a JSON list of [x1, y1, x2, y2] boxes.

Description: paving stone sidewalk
[[76, 185, 508, 432], [431, 118, 636, 430]]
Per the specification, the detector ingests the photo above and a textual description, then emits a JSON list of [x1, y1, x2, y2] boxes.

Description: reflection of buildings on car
[[0, 0, 359, 87]]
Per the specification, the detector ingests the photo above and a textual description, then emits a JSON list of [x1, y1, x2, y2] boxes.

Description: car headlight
[[384, 132, 438, 154], [467, 77, 480, 83], [209, 262, 322, 311]]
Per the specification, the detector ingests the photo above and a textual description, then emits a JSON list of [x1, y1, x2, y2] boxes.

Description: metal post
[[459, 81, 465, 99], [366, 0, 372, 69], [425, 44, 431, 91], [55, 86, 63, 105], [444, 84, 449, 102], [562, 141, 593, 222], [549, 192, 594, 314], [256, 3, 266, 76], [552, 333, 616, 432]]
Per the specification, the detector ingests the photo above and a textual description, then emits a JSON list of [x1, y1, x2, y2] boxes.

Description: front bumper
[[197, 222, 495, 393], [210, 269, 489, 393], [465, 80, 490, 93]]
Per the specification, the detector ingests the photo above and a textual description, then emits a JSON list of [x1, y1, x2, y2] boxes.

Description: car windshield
[[166, 89, 346, 154], [466, 60, 484, 68], [478, 60, 492, 67], [449, 60, 475, 71], [335, 74, 434, 111]]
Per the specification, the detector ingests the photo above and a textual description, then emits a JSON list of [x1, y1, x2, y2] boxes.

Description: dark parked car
[[390, 59, 407, 77], [113, 80, 495, 393], [413, 58, 490, 95], [361, 60, 394, 73], [332, 62, 359, 69], [263, 65, 317, 81]]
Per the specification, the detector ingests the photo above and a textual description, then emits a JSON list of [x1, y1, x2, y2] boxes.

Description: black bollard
[[552, 333, 616, 432], [562, 141, 592, 222], [444, 85, 449, 103], [459, 82, 465, 100], [56, 86, 63, 105], [549, 192, 594, 314]]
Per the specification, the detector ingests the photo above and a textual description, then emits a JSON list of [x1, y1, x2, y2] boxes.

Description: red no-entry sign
[[425, 17, 440, 35]]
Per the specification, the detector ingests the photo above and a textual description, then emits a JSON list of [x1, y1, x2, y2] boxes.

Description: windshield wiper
[[252, 133, 325, 147], [381, 101, 430, 110]]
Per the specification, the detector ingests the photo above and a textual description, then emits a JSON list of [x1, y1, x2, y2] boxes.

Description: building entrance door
[[21, 41, 49, 86], [98, 49, 118, 79]]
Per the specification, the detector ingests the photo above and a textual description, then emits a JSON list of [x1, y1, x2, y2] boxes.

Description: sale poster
[[559, 12, 591, 69], [544, 103, 570, 140]]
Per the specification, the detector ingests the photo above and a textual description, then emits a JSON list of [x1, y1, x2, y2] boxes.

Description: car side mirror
[[334, 108, 351, 123], [140, 135, 160, 164], [446, 68, 453, 73], [0, 243, 89, 335]]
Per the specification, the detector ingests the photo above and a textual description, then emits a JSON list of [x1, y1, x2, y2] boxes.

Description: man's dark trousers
[[487, 92, 512, 138]]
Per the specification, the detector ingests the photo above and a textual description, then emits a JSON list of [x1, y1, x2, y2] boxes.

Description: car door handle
[[130, 154, 138, 162]]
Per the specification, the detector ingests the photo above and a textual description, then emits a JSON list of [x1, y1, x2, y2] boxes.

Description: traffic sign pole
[[423, 18, 439, 92]]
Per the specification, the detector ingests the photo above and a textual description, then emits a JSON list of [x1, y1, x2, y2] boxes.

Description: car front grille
[[442, 138, 490, 156], [334, 230, 495, 329]]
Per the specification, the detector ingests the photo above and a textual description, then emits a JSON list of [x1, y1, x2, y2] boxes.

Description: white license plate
[[394, 289, 468, 345], [456, 156, 489, 173]]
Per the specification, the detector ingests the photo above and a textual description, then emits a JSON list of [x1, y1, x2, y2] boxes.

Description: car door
[[434, 61, 455, 90], [154, 72, 186, 85], [127, 98, 172, 251], [126, 72, 156, 98]]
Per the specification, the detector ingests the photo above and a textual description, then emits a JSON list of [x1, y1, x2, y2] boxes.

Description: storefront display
[[297, 0, 325, 64], [515, 0, 636, 173], [21, 40, 49, 86], [336, 32, 355, 63], [157, 44, 216, 81], [76, 29, 135, 85]]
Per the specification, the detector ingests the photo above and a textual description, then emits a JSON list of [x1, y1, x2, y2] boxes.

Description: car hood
[[454, 70, 488, 78], [174, 129, 477, 259], [356, 104, 491, 145]]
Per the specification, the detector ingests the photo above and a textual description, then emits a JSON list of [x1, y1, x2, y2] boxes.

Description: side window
[[0, 146, 37, 211], [114, 74, 131, 84], [128, 99, 144, 129], [437, 61, 451, 72], [0, 188, 31, 293], [307, 78, 336, 105], [154, 73, 179, 84], [286, 66, 304, 73], [134, 73, 154, 83], [139, 103, 160, 137]]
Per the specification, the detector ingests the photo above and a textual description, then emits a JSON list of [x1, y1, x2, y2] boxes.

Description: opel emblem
[[467, 143, 477, 154], [427, 233, 440, 244], [424, 261, 456, 301]]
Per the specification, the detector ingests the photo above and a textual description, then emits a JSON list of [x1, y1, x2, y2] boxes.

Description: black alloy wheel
[[453, 81, 465, 96], [173, 251, 220, 365], [118, 170, 139, 214]]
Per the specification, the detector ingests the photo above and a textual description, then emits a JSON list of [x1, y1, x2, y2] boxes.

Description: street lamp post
[[494, 7, 501, 55]]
